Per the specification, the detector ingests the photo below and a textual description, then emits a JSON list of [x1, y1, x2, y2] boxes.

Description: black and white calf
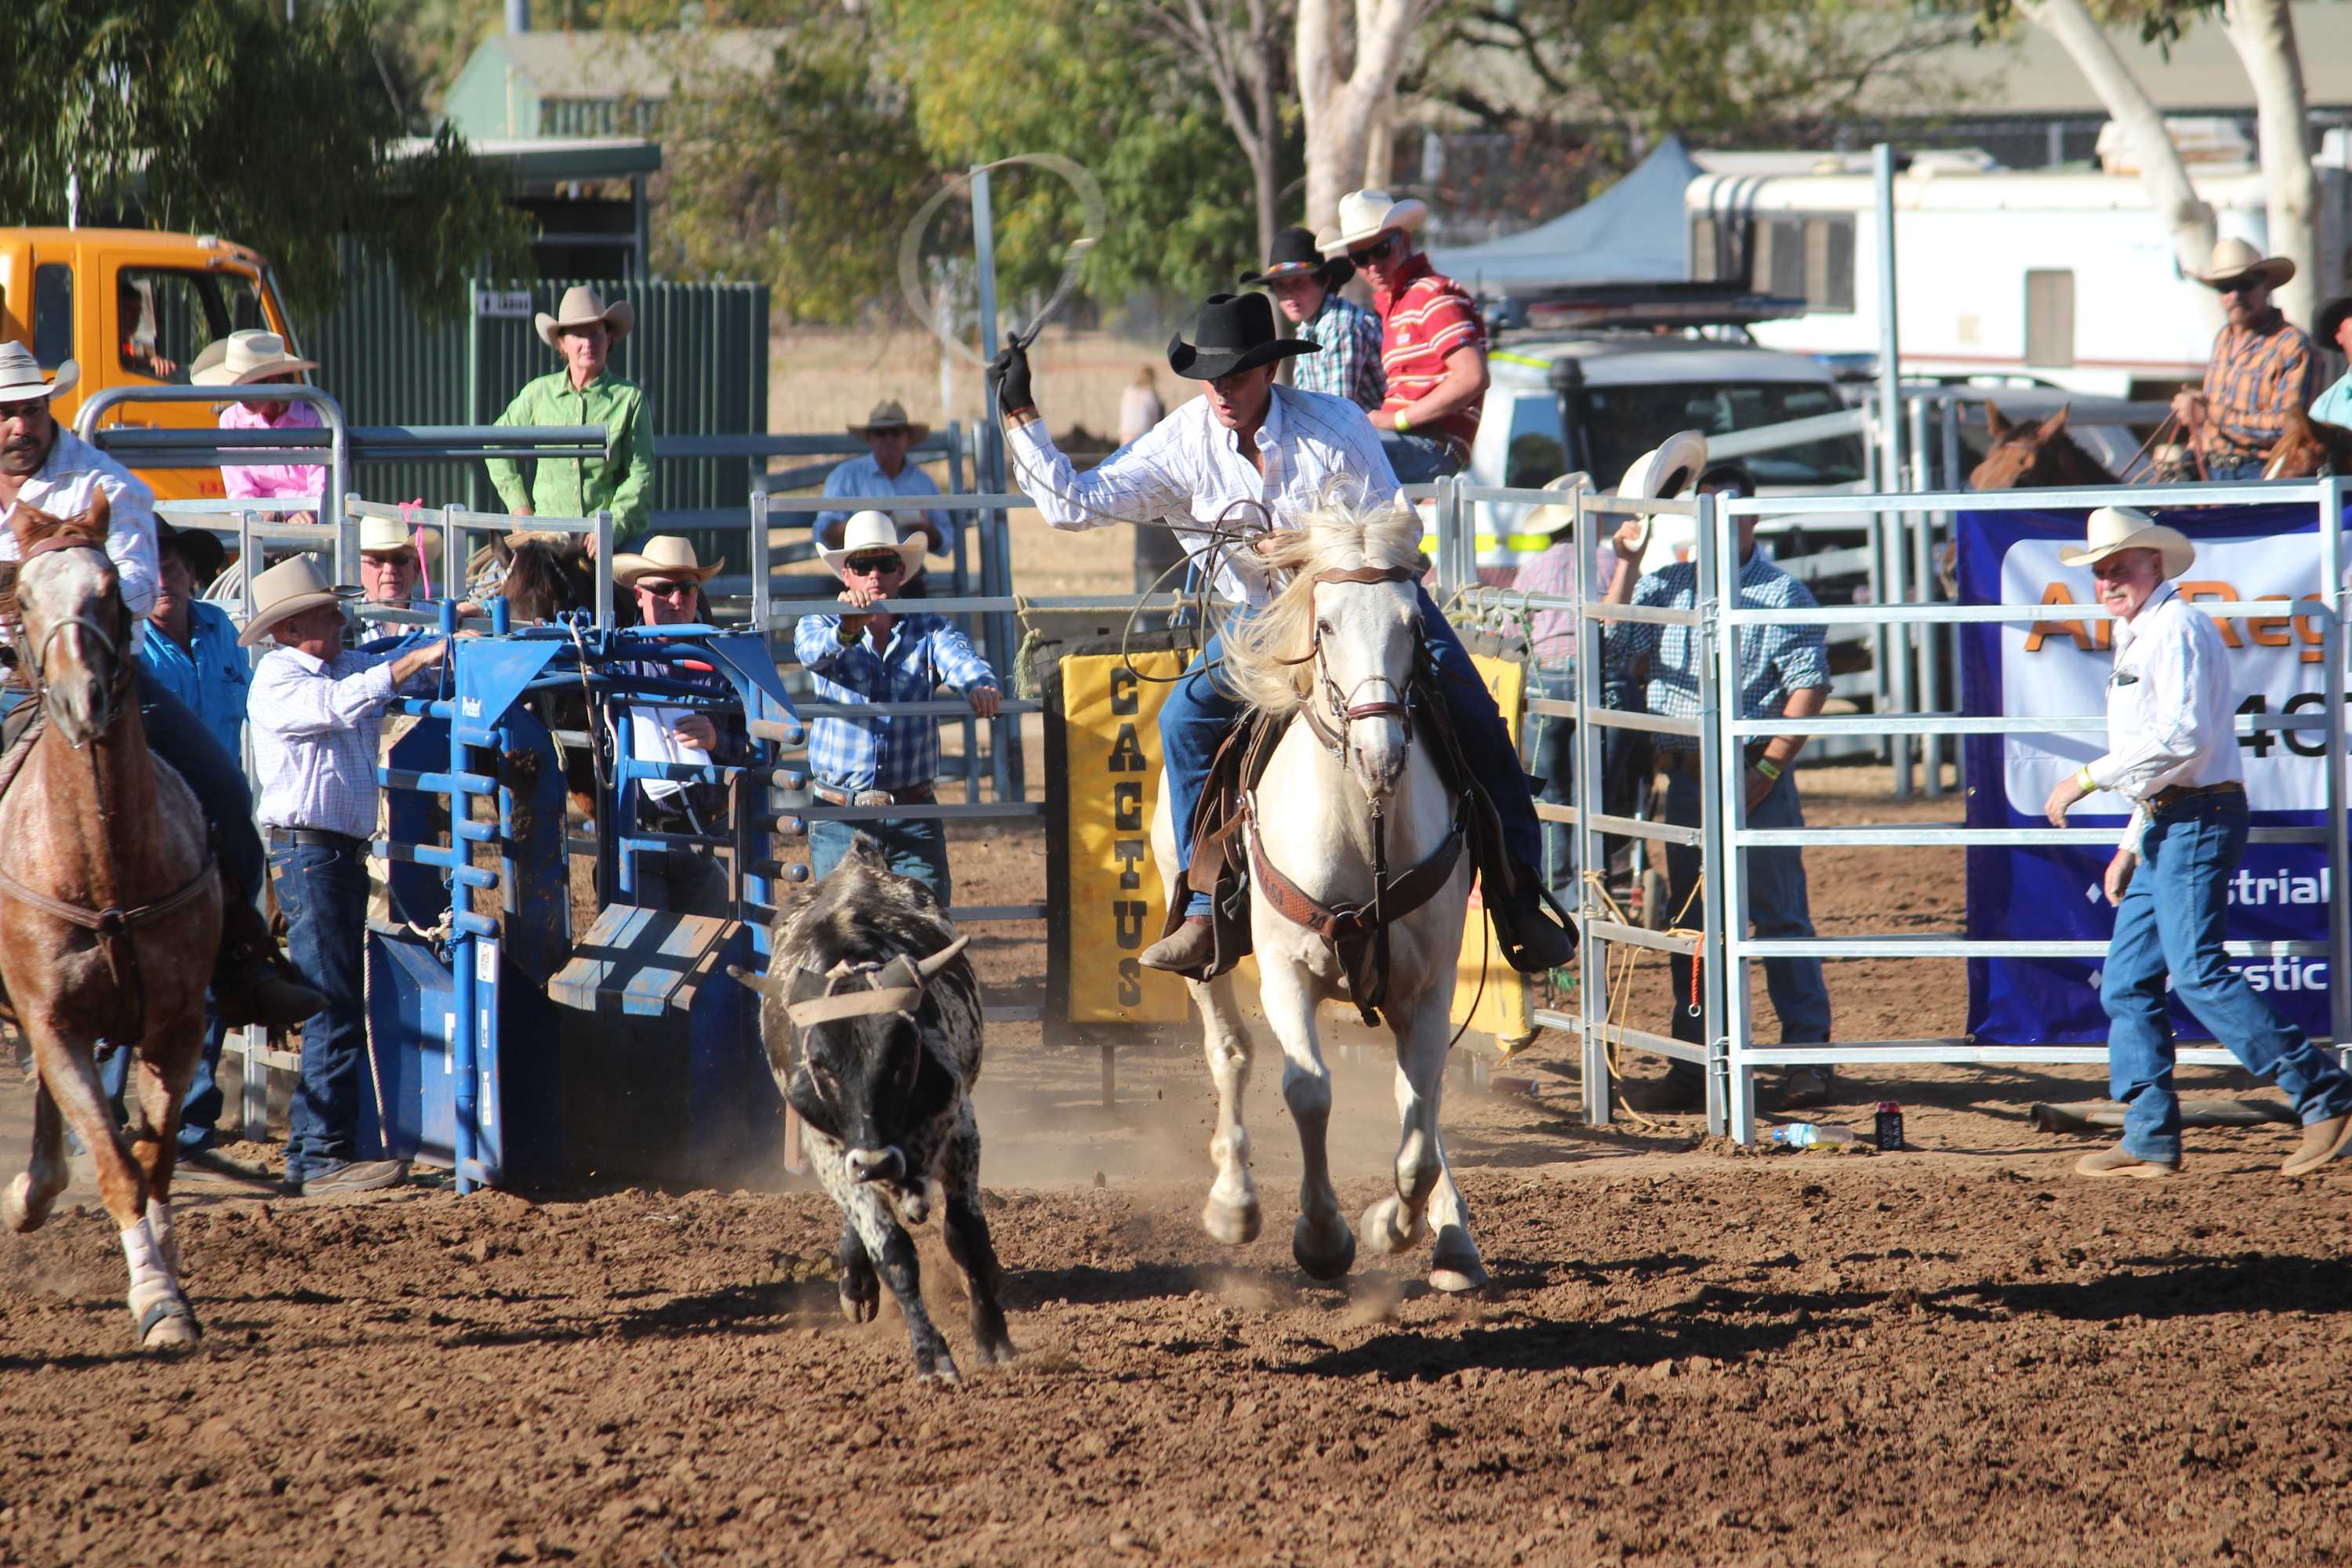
[[752, 836, 1013, 1383]]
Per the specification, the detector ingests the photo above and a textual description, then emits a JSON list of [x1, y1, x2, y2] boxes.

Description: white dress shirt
[[0, 427, 161, 617], [2085, 581, 2240, 834], [251, 647, 401, 840], [1007, 385, 1400, 607]]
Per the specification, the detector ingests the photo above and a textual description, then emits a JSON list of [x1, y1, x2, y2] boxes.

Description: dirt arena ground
[[3, 768, 2348, 1566]]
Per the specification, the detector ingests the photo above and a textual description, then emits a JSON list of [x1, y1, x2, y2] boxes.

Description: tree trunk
[[2019, 0, 2219, 332], [2221, 0, 2321, 328], [1296, 0, 1428, 233], [1250, 1, 1282, 260]]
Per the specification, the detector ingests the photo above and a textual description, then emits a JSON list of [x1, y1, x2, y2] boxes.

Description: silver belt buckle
[[853, 789, 895, 808]]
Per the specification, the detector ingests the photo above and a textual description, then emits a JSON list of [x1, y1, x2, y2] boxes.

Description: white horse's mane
[[1218, 488, 1428, 719]]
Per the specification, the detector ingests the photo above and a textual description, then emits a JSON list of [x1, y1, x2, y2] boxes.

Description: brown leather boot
[[214, 893, 325, 1032], [2074, 1142, 2178, 1180], [1140, 916, 1216, 975], [2281, 1113, 2352, 1178]]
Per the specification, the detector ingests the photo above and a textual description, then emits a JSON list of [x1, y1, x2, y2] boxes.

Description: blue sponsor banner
[[1957, 503, 2340, 1044]]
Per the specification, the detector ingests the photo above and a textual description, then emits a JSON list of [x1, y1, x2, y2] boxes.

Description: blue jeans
[[1161, 586, 1542, 916], [2205, 453, 2268, 481], [808, 815, 953, 908], [1524, 660, 1576, 902], [1381, 433, 1462, 485], [2102, 794, 2352, 1163], [1663, 766, 1832, 1062], [267, 837, 371, 1185]]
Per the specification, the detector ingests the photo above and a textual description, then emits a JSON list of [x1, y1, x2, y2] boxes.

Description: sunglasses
[[637, 579, 696, 599], [844, 555, 906, 575], [1346, 233, 1401, 268]]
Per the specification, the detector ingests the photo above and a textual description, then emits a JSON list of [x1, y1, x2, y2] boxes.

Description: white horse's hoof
[[5, 1171, 46, 1235], [1203, 1194, 1261, 1246], [1428, 1224, 1490, 1294], [133, 1294, 201, 1352], [1358, 1196, 1422, 1258], [1293, 1213, 1356, 1282]]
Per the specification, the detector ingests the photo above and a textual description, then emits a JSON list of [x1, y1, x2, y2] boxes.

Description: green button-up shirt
[[485, 369, 654, 544]]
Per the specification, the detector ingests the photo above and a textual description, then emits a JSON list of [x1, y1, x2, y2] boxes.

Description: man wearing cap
[[487, 287, 653, 552], [2307, 293, 2352, 429], [246, 556, 454, 1195], [1244, 227, 1383, 413], [608, 537, 747, 914], [989, 292, 1573, 975], [194, 329, 325, 524], [793, 512, 1000, 904], [1603, 439, 1835, 1112], [0, 341, 322, 1036], [814, 401, 953, 598], [2170, 240, 2320, 481], [1320, 191, 1490, 484], [2043, 507, 2352, 1178]]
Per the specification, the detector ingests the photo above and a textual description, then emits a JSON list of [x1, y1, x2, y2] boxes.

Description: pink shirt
[[220, 398, 326, 503]]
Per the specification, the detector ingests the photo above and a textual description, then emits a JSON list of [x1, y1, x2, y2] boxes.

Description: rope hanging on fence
[[1581, 868, 1707, 1132]]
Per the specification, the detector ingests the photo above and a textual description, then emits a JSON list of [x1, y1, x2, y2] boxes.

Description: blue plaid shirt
[[1605, 553, 1831, 753], [1288, 294, 1385, 412], [792, 612, 998, 793]]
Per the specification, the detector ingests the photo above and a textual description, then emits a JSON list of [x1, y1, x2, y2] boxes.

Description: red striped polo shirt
[[1374, 253, 1486, 449]]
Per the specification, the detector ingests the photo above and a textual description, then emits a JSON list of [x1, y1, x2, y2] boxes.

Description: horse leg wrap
[[122, 1217, 194, 1345], [146, 1199, 180, 1278]]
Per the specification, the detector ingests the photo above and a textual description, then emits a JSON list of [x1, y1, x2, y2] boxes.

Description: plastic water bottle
[[1769, 1123, 1857, 1148]]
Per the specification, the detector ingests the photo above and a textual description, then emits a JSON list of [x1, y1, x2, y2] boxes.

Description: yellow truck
[[0, 228, 300, 499]]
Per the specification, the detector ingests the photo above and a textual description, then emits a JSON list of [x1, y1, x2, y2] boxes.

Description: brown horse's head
[[6, 491, 128, 746], [2263, 406, 2352, 479], [1969, 402, 2117, 490], [476, 532, 593, 626]]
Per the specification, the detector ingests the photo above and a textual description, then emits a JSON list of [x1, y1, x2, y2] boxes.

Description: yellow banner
[[1058, 651, 1193, 1024], [1455, 654, 1533, 1046]]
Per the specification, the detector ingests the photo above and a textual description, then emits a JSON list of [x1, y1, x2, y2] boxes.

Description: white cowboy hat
[[818, 510, 927, 581], [1319, 190, 1430, 256], [2190, 238, 2295, 291], [0, 342, 78, 404], [1614, 430, 1710, 567], [610, 534, 724, 588], [848, 398, 931, 445], [358, 513, 441, 555], [238, 554, 362, 648], [2059, 506, 2195, 579], [535, 285, 636, 352], [1521, 470, 1595, 540], [191, 329, 317, 387]]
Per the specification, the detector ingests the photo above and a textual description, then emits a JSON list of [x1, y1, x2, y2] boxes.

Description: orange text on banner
[[1058, 651, 1193, 1025]]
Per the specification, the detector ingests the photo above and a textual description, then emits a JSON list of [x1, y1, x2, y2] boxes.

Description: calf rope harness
[[0, 532, 216, 1047]]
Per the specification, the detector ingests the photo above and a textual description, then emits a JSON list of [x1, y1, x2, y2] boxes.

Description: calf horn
[[913, 935, 971, 982]]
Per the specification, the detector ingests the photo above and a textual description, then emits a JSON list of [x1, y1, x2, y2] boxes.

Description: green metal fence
[[302, 247, 769, 528]]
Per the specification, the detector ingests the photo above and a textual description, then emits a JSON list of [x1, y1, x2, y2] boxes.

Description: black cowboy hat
[[2318, 293, 2352, 347], [1240, 227, 1354, 292], [155, 520, 227, 586], [1167, 292, 1321, 381]]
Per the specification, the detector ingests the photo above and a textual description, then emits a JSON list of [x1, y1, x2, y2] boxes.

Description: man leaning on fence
[[2043, 507, 2352, 1179], [792, 512, 1000, 907], [487, 287, 653, 552], [1602, 489, 1835, 1112]]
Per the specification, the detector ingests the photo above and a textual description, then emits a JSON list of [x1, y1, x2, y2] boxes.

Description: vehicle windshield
[[1508, 379, 1868, 488]]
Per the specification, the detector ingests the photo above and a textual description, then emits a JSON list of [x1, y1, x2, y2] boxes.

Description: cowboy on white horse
[[989, 291, 1574, 978]]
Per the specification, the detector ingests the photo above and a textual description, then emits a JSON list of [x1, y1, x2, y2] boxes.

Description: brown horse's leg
[[4, 1076, 67, 1233], [127, 1040, 197, 1278]]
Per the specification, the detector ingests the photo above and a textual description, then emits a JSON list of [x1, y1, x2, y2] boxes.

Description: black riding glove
[[988, 343, 1035, 416]]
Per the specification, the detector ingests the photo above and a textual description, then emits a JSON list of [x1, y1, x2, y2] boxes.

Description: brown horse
[[2263, 406, 2352, 479], [1968, 403, 2119, 489], [0, 494, 219, 1351], [472, 532, 597, 626]]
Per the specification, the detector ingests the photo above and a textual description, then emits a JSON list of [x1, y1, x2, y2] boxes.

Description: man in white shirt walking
[[2044, 506, 2352, 1179], [246, 556, 452, 1196]]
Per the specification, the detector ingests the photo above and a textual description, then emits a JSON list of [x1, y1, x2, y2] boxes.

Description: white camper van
[[1686, 151, 2352, 400]]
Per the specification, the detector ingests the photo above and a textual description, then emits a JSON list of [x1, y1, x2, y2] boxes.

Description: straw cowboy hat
[[1521, 470, 1595, 540], [358, 512, 441, 555], [610, 534, 724, 588], [0, 342, 78, 403], [238, 554, 361, 648], [818, 510, 927, 580], [1615, 430, 1710, 564], [848, 398, 931, 444], [1240, 227, 1355, 292], [2060, 506, 2195, 579], [1167, 292, 1319, 381], [535, 285, 635, 351], [1319, 190, 1430, 257], [191, 329, 316, 387], [2190, 238, 2295, 291]]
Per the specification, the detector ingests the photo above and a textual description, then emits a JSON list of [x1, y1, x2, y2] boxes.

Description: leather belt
[[813, 782, 935, 809], [267, 826, 365, 849], [2150, 779, 2245, 813]]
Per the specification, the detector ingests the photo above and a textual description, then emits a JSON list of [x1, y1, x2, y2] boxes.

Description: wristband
[[2075, 765, 2096, 793], [1393, 411, 1412, 433], [837, 622, 862, 646], [1755, 757, 1783, 782], [1005, 405, 1038, 422]]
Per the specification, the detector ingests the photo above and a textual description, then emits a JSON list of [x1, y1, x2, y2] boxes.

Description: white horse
[[1149, 497, 1486, 1291]]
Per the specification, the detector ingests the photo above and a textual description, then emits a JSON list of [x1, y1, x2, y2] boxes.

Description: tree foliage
[[9, 0, 531, 321]]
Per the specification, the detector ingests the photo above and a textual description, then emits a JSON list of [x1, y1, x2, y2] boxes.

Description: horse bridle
[[18, 533, 133, 742], [1288, 564, 1425, 760]]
